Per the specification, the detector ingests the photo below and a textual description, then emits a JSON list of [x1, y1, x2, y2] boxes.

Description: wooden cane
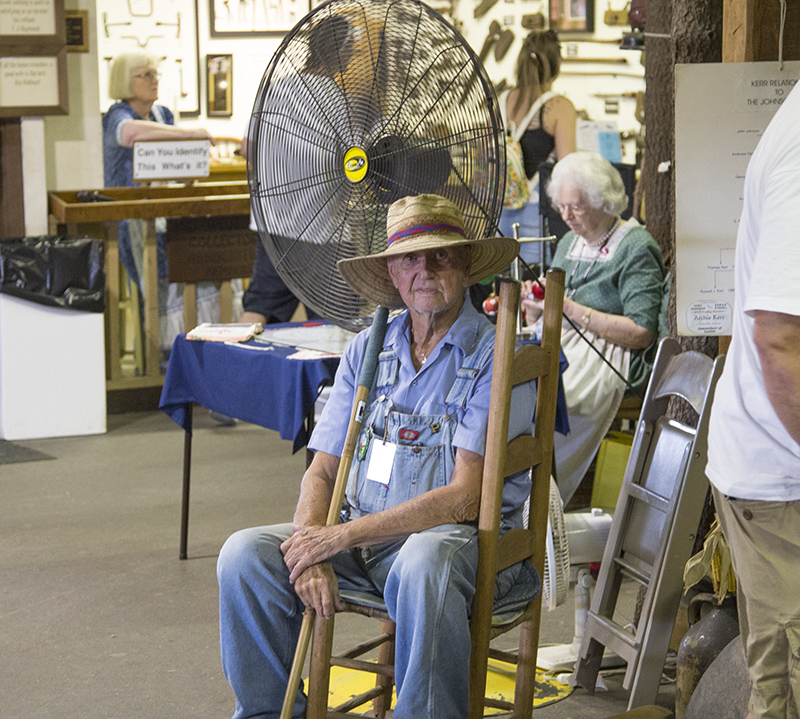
[[280, 305, 389, 719]]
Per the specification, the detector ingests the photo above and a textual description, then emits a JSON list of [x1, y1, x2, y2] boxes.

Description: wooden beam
[[722, 0, 754, 62], [0, 119, 25, 239], [725, 0, 800, 63]]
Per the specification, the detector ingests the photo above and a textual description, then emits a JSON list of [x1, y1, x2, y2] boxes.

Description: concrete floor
[[0, 410, 676, 718]]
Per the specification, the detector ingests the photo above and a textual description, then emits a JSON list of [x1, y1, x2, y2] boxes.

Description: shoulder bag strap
[[511, 90, 559, 143], [499, 89, 512, 134]]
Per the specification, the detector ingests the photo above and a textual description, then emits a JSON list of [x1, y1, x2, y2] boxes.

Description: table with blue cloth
[[160, 323, 342, 558], [160, 325, 569, 559]]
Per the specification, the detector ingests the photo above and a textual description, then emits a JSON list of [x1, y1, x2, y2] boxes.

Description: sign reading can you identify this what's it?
[[132, 140, 211, 181]]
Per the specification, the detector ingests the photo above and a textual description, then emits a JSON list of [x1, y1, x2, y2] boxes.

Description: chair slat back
[[511, 343, 550, 386], [651, 350, 714, 413], [503, 434, 542, 477], [468, 269, 565, 718]]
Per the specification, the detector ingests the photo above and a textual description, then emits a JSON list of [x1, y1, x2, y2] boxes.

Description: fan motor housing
[[344, 146, 368, 183]]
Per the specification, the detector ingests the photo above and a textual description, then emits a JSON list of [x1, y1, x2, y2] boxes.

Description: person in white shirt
[[706, 81, 800, 719]]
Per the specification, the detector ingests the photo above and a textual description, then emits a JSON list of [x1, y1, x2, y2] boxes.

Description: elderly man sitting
[[217, 193, 537, 719]]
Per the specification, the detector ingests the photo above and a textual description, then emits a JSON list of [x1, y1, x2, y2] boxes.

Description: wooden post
[[0, 120, 25, 239], [103, 221, 123, 381], [142, 219, 161, 378]]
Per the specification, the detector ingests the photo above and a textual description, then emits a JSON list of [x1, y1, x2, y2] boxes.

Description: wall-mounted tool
[[474, 0, 500, 19], [102, 12, 131, 38], [521, 12, 545, 30], [562, 57, 629, 64], [495, 22, 514, 62], [604, 2, 629, 26], [175, 57, 189, 98], [155, 12, 181, 39], [478, 20, 515, 64], [477, 20, 500, 63]]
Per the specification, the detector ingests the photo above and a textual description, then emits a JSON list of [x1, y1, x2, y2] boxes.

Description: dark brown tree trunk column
[[642, 0, 723, 357], [641, 0, 723, 554], [640, 0, 675, 270]]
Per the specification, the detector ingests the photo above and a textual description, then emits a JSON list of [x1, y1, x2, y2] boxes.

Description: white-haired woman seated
[[522, 151, 666, 505]]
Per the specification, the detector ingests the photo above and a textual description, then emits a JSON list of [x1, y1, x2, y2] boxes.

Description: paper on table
[[186, 323, 263, 342], [257, 324, 354, 355], [287, 348, 343, 360]]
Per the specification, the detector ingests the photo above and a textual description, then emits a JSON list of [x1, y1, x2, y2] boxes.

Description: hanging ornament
[[529, 282, 546, 300], [482, 293, 499, 316]]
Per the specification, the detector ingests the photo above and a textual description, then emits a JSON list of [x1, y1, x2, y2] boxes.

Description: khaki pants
[[713, 487, 800, 719]]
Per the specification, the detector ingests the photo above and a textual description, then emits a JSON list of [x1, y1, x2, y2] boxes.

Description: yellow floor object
[[324, 657, 574, 714]]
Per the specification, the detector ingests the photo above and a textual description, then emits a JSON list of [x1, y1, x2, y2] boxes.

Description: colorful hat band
[[387, 223, 466, 246]]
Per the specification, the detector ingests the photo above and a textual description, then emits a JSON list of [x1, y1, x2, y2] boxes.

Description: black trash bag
[[0, 235, 105, 312]]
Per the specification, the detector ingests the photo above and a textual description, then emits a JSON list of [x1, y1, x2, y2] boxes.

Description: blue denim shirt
[[102, 101, 174, 188], [102, 101, 173, 286], [310, 298, 537, 519]]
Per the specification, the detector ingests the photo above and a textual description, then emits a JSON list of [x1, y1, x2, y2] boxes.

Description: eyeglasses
[[557, 203, 590, 216], [133, 70, 161, 81]]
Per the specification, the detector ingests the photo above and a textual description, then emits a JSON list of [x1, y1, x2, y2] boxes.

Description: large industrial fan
[[247, 0, 506, 329]]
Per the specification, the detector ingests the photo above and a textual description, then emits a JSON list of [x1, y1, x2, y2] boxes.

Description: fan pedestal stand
[[510, 223, 556, 334]]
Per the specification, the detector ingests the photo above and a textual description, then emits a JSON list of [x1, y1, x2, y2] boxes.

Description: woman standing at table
[[102, 52, 218, 357]]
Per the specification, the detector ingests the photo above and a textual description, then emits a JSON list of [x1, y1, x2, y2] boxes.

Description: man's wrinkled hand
[[292, 562, 343, 619], [281, 525, 345, 583]]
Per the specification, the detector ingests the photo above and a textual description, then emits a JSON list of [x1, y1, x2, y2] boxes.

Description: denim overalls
[[345, 326, 496, 519]]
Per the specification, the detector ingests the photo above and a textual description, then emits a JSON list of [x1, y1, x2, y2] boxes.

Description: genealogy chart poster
[[674, 61, 799, 336]]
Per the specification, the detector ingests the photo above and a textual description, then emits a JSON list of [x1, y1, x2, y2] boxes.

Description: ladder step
[[613, 556, 651, 584], [584, 613, 641, 664], [627, 483, 670, 513]]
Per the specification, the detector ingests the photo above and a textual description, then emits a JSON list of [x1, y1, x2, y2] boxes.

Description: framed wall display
[[549, 0, 594, 33], [65, 10, 89, 52], [96, 0, 200, 116], [206, 54, 233, 116], [0, 0, 68, 117], [0, 50, 69, 117], [0, 0, 65, 46], [210, 0, 310, 36]]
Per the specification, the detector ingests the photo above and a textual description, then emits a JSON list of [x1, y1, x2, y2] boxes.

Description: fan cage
[[247, 0, 506, 329], [523, 475, 571, 611]]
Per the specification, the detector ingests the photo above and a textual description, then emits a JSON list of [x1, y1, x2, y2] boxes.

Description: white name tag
[[366, 439, 396, 484]]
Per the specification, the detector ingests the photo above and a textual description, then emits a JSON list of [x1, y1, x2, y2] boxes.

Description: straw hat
[[337, 194, 519, 308]]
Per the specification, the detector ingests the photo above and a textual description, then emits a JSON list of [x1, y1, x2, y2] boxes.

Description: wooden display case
[[48, 182, 251, 391]]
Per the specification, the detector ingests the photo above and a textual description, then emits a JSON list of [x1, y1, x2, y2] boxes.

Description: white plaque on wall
[[0, 0, 56, 36], [132, 139, 211, 181], [0, 56, 59, 107], [674, 61, 800, 336]]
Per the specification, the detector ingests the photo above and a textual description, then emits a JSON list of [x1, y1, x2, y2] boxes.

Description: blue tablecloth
[[160, 327, 341, 453], [159, 326, 569, 455]]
